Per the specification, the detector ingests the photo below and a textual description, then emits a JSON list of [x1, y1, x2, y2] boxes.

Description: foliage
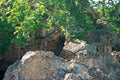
[[64, 0, 94, 39], [89, 0, 120, 34], [7, 0, 50, 45], [0, 0, 14, 57], [108, 2, 120, 35], [0, 0, 120, 57]]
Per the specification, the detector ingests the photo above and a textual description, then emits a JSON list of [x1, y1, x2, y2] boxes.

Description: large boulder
[[3, 51, 63, 80]]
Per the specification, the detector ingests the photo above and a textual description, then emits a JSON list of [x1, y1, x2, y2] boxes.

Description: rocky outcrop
[[3, 50, 120, 80], [87, 23, 113, 54], [3, 50, 89, 80], [59, 23, 120, 80], [2, 23, 120, 80], [3, 51, 63, 80]]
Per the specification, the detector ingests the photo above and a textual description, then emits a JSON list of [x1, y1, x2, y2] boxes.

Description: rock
[[85, 43, 98, 58], [60, 40, 87, 61], [57, 65, 69, 78], [64, 73, 83, 80], [64, 73, 76, 80], [88, 67, 103, 79], [112, 34, 120, 51], [63, 40, 87, 53], [3, 51, 63, 80], [64, 61, 90, 79], [35, 31, 65, 56], [87, 23, 113, 54], [3, 48, 120, 80], [87, 23, 112, 44]]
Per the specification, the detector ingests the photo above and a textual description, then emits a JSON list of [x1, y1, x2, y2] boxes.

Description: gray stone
[[60, 40, 88, 61], [57, 65, 69, 78], [3, 51, 63, 80]]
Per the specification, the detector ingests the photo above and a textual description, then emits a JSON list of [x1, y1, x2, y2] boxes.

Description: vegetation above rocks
[[0, 0, 120, 58]]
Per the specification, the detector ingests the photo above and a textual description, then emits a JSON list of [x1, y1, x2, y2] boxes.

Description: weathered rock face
[[87, 23, 113, 54], [3, 51, 90, 80], [34, 28, 65, 56], [1, 50, 95, 80], [3, 51, 63, 80], [44, 32, 65, 56], [3, 49, 120, 80], [59, 23, 120, 80], [86, 23, 120, 64]]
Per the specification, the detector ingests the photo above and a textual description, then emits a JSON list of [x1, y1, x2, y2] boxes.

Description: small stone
[[64, 73, 77, 80]]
